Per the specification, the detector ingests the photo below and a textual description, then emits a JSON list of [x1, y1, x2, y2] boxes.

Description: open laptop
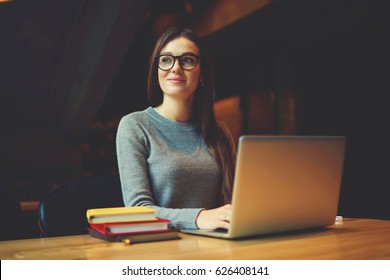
[[181, 135, 346, 239]]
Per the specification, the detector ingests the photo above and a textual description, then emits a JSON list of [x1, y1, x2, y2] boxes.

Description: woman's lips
[[167, 78, 185, 83]]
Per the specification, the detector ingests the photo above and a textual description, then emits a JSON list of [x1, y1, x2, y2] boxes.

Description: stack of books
[[86, 206, 179, 244]]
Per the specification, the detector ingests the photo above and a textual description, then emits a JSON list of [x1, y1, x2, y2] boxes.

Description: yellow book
[[86, 206, 157, 224]]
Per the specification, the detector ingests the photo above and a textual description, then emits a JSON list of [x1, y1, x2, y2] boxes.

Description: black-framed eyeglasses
[[155, 54, 200, 71]]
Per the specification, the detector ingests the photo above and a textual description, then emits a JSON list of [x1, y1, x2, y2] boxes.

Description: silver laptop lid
[[228, 135, 346, 238]]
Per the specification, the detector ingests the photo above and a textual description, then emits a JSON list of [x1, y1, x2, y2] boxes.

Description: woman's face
[[157, 37, 201, 102]]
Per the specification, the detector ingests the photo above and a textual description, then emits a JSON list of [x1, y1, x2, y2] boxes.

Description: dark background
[[0, 0, 389, 240]]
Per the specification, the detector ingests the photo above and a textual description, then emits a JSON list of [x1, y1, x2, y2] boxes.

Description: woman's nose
[[171, 58, 183, 73]]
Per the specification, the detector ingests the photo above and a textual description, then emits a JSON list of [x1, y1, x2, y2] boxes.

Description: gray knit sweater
[[116, 107, 223, 230]]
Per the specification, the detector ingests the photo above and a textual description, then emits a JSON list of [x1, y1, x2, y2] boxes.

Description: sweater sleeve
[[116, 116, 153, 206], [116, 115, 203, 230]]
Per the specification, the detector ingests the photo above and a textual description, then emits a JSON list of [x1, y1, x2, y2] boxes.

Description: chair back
[[38, 175, 124, 237]]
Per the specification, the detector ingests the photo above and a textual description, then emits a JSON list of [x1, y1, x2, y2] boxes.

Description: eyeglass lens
[[157, 55, 199, 70]]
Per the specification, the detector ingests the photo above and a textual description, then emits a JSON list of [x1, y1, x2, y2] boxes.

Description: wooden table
[[1, 218, 390, 260]]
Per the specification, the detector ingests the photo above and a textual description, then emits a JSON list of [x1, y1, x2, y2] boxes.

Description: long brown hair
[[147, 26, 235, 204]]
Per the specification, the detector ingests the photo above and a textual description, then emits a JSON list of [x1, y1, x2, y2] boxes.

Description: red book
[[89, 217, 171, 236], [88, 228, 180, 243]]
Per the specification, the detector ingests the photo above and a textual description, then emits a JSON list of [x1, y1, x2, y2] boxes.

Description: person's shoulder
[[117, 108, 153, 133], [117, 108, 154, 139]]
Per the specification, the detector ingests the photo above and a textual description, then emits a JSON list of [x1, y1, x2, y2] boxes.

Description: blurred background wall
[[0, 0, 389, 240]]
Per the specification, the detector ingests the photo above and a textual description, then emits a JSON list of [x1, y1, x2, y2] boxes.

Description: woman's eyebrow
[[159, 51, 199, 56]]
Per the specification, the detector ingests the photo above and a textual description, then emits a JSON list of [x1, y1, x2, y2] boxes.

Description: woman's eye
[[182, 56, 195, 64], [161, 56, 172, 64]]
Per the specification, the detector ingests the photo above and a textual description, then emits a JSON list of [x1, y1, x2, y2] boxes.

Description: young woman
[[116, 26, 236, 230]]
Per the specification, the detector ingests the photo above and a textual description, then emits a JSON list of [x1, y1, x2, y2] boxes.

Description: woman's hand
[[195, 204, 232, 230]]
